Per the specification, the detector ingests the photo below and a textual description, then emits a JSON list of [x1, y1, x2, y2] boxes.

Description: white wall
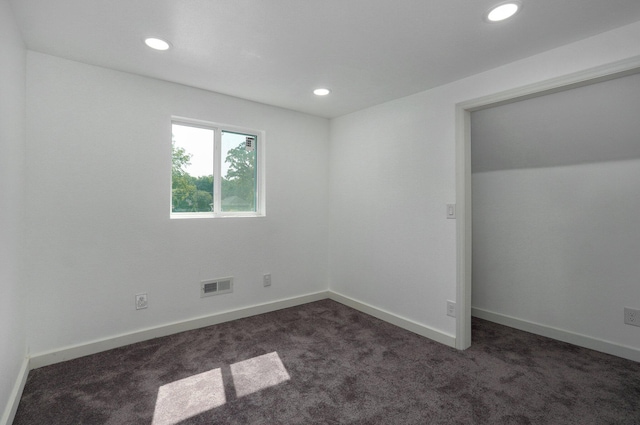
[[472, 160, 640, 350], [470, 72, 640, 353], [329, 20, 640, 341], [25, 52, 330, 356], [0, 0, 27, 420], [329, 91, 458, 337]]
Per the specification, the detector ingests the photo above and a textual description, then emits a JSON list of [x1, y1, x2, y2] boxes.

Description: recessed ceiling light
[[313, 88, 331, 96], [485, 2, 522, 22], [144, 37, 171, 51]]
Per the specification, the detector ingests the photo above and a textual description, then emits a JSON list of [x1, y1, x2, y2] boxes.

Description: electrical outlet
[[136, 293, 148, 310], [625, 307, 640, 327], [263, 273, 271, 287], [447, 300, 456, 317]]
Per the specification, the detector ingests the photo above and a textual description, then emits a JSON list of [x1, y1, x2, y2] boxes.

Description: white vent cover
[[201, 277, 233, 298]]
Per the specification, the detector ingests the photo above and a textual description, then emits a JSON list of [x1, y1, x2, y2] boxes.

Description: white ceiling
[[9, 0, 640, 118]]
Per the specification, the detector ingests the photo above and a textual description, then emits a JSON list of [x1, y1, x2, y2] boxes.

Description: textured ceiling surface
[[10, 0, 640, 117]]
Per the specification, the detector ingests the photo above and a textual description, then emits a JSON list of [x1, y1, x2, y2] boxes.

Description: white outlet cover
[[625, 307, 640, 327], [136, 293, 148, 310], [446, 300, 456, 317]]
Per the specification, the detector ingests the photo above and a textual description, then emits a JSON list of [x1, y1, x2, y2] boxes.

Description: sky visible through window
[[172, 124, 240, 178]]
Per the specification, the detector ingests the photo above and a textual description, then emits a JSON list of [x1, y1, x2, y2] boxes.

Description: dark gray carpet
[[14, 299, 640, 424]]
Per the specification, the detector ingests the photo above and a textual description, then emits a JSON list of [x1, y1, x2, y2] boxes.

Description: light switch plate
[[446, 204, 456, 219]]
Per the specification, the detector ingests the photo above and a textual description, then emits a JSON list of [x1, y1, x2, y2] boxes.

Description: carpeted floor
[[14, 299, 640, 424]]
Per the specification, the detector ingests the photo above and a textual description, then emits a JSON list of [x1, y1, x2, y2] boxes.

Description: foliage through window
[[171, 120, 263, 217]]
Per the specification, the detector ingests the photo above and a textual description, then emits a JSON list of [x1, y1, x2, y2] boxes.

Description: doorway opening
[[454, 57, 640, 351]]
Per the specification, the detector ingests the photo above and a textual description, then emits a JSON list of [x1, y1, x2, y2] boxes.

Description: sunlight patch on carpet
[[151, 352, 290, 424], [152, 368, 226, 425], [231, 352, 291, 398]]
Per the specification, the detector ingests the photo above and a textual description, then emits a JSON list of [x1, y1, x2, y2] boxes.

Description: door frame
[[454, 56, 640, 350]]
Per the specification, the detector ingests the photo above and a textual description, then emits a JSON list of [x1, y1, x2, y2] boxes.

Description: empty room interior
[[2, 0, 640, 423]]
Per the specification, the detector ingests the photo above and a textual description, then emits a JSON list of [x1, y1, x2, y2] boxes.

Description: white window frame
[[170, 117, 266, 219]]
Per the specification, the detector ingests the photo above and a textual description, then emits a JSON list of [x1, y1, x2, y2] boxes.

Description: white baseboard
[[30, 291, 329, 369], [1, 357, 29, 425], [472, 307, 640, 363], [29, 290, 459, 371], [329, 291, 456, 348]]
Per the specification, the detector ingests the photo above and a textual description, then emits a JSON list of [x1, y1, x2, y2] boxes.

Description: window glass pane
[[172, 123, 214, 212], [221, 131, 257, 212]]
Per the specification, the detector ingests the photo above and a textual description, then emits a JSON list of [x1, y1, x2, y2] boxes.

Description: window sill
[[170, 212, 265, 219]]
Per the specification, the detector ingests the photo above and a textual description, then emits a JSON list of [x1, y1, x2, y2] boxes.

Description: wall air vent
[[201, 277, 233, 298]]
